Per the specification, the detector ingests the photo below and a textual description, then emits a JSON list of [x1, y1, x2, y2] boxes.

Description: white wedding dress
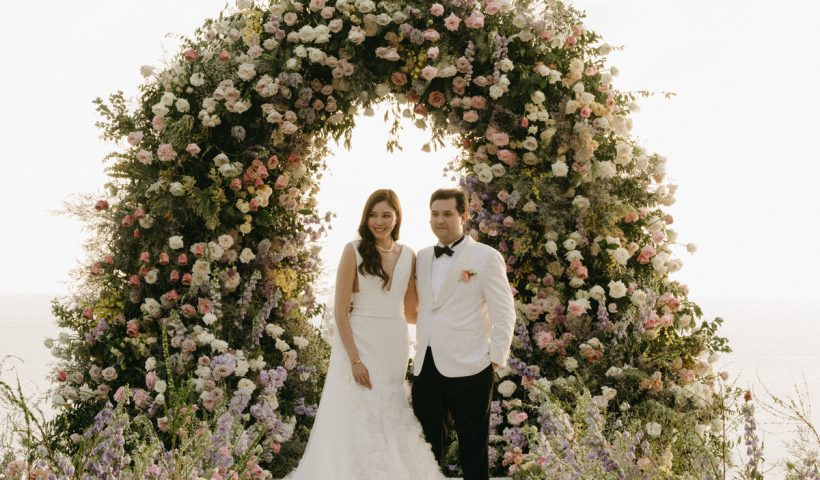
[[285, 242, 445, 480]]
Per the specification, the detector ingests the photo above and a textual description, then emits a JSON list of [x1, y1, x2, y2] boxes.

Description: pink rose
[[503, 216, 515, 228], [182, 273, 192, 286], [420, 66, 438, 81], [82, 307, 93, 319], [520, 117, 529, 127], [56, 370, 67, 382], [164, 289, 179, 303], [473, 75, 488, 87], [186, 143, 201, 155], [169, 270, 180, 283], [427, 46, 440, 59], [158, 252, 170, 265], [391, 71, 407, 86], [567, 301, 586, 316], [104, 255, 114, 264], [430, 3, 444, 16], [133, 206, 146, 218], [198, 297, 213, 315], [565, 35, 577, 47], [637, 245, 656, 264], [484, 1, 501, 14], [275, 175, 289, 190], [136, 149, 153, 165], [176, 253, 188, 265], [579, 106, 591, 118], [128, 275, 141, 287], [462, 110, 479, 122], [465, 11, 485, 29], [152, 115, 165, 132], [157, 143, 178, 162], [428, 91, 446, 108], [126, 320, 140, 338], [94, 199, 109, 211], [181, 303, 196, 317], [127, 131, 143, 146], [145, 371, 157, 390], [413, 103, 429, 116], [498, 149, 518, 166], [444, 12, 461, 31], [471, 96, 487, 109], [90, 263, 102, 276], [490, 131, 509, 146], [113, 386, 127, 403], [192, 243, 206, 257], [133, 388, 152, 409], [139, 252, 150, 263], [644, 312, 660, 330], [183, 48, 199, 61], [422, 29, 441, 42], [230, 178, 242, 191]]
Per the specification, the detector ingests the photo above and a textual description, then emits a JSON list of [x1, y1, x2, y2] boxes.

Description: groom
[[412, 188, 516, 480]]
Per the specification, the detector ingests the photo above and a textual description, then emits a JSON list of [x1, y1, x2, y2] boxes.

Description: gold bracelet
[[351, 359, 363, 366]]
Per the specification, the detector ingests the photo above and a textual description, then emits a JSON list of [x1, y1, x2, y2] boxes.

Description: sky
[[1, 0, 819, 469]]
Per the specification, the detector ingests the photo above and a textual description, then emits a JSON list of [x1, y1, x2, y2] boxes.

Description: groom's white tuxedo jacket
[[414, 236, 516, 378]]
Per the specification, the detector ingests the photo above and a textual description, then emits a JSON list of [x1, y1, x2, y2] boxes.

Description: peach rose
[[428, 91, 446, 108]]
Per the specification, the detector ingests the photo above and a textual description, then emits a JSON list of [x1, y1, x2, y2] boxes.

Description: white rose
[[266, 323, 285, 337], [497, 380, 517, 398], [608, 280, 627, 299], [522, 136, 538, 151], [489, 84, 505, 99], [298, 25, 317, 42], [308, 48, 326, 63], [498, 58, 514, 72], [190, 73, 205, 87], [203, 313, 217, 325], [544, 240, 557, 255], [631, 289, 647, 306], [169, 182, 185, 197], [490, 163, 506, 177], [531, 91, 545, 104], [237, 378, 256, 395], [208, 242, 224, 259], [563, 238, 576, 251], [145, 357, 157, 371], [596, 160, 616, 179], [572, 196, 589, 209], [477, 169, 494, 183], [144, 268, 158, 284], [211, 339, 229, 352], [217, 234, 234, 249], [175, 98, 190, 113], [551, 161, 568, 177], [140, 65, 155, 77], [564, 357, 578, 371], [101, 367, 118, 381], [646, 422, 662, 438], [522, 201, 537, 213], [589, 285, 605, 302], [141, 298, 161, 317], [151, 103, 169, 117], [239, 248, 256, 263], [169, 236, 184, 249], [612, 247, 631, 265], [275, 338, 290, 352], [154, 380, 167, 393], [605, 366, 624, 378], [237, 63, 257, 81], [347, 26, 366, 44], [292, 336, 309, 348]]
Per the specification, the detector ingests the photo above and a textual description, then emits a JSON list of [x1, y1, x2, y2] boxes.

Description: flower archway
[[51, 0, 728, 477]]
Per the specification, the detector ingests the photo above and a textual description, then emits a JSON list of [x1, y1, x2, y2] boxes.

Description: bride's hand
[[351, 360, 372, 389]]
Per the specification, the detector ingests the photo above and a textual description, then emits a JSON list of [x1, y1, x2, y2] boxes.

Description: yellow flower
[[270, 268, 298, 296]]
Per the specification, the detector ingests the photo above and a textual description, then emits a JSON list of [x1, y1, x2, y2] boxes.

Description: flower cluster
[[48, 0, 728, 475]]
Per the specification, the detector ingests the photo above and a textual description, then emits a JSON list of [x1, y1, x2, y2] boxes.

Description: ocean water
[[1, 293, 817, 474]]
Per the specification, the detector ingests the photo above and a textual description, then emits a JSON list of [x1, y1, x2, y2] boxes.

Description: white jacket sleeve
[[480, 249, 516, 368]]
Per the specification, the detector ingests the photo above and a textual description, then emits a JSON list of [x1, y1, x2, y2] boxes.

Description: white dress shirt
[[430, 236, 465, 303]]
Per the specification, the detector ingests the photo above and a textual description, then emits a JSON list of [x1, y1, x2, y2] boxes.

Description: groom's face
[[430, 198, 467, 245]]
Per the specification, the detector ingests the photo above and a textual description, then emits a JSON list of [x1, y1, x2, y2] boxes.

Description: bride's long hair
[[357, 189, 402, 288]]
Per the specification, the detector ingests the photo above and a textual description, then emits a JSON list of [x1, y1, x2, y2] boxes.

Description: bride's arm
[[335, 243, 371, 389], [403, 251, 419, 324]]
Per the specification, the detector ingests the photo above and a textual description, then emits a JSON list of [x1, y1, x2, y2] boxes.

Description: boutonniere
[[460, 269, 478, 282]]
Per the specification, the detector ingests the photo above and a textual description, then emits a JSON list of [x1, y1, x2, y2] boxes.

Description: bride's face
[[367, 201, 397, 241]]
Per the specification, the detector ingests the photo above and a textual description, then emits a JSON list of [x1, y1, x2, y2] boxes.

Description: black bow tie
[[434, 235, 466, 258]]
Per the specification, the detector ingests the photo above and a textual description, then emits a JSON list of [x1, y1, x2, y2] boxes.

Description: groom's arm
[[480, 248, 516, 369]]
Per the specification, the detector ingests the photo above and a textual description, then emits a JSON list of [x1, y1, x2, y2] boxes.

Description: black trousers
[[411, 347, 495, 480]]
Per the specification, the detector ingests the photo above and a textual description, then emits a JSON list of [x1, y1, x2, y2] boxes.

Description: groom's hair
[[430, 188, 468, 214]]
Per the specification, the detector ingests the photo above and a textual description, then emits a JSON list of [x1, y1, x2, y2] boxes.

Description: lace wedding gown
[[285, 242, 444, 480]]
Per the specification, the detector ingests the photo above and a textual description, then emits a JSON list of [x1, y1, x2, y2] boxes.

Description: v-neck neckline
[[382, 245, 405, 293]]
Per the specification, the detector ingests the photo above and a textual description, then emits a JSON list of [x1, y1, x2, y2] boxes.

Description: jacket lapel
[[417, 247, 434, 308], [432, 237, 475, 312]]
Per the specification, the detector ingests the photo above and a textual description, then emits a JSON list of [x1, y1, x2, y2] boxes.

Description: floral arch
[[49, 0, 728, 477]]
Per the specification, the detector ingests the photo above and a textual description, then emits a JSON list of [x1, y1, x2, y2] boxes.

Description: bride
[[285, 189, 445, 479]]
